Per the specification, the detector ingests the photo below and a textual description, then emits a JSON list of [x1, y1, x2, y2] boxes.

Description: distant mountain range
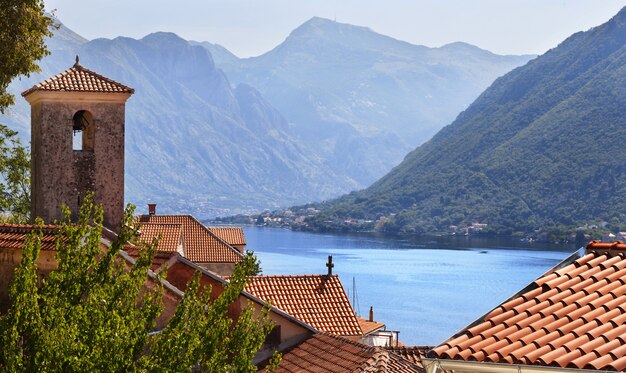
[[198, 17, 534, 186], [305, 7, 626, 234], [1, 18, 532, 217]]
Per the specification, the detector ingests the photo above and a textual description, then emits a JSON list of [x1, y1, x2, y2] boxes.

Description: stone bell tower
[[22, 57, 134, 229]]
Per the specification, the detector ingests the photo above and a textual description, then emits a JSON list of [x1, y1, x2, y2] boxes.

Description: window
[[72, 110, 94, 151]]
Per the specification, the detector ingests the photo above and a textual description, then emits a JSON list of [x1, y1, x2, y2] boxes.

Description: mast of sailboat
[[352, 276, 361, 317]]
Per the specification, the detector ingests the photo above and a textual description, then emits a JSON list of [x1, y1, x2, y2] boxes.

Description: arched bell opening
[[72, 110, 95, 151]]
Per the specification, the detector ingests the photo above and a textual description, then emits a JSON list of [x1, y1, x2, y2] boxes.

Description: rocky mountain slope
[[306, 7, 626, 234], [2, 24, 355, 217], [2, 19, 532, 217], [205, 17, 534, 185]]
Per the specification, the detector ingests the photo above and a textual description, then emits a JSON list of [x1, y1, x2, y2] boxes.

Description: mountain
[[2, 19, 533, 218], [305, 7, 626, 234], [1, 25, 356, 217], [204, 17, 535, 186]]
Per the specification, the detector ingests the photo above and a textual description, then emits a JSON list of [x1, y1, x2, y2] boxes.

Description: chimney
[[148, 204, 156, 215], [326, 255, 334, 276], [369, 306, 374, 322]]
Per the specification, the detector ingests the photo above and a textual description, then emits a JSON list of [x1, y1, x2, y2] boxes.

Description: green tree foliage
[[0, 0, 52, 221], [0, 195, 278, 372], [0, 125, 30, 223], [0, 0, 53, 111]]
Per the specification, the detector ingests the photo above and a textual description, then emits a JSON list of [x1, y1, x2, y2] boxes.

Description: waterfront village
[[223, 207, 626, 245], [3, 61, 626, 372]]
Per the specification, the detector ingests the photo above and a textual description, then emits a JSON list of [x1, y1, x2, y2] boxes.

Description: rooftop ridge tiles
[[0, 223, 61, 231], [22, 64, 134, 96], [586, 240, 626, 253], [248, 274, 339, 279], [139, 222, 183, 227]]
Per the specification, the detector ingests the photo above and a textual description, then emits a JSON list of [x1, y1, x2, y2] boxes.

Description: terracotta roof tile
[[431, 240, 626, 370], [124, 248, 178, 272], [0, 223, 61, 250], [207, 227, 246, 246], [244, 274, 362, 336], [357, 317, 386, 335], [22, 62, 134, 96], [259, 334, 424, 372], [137, 223, 182, 253], [137, 215, 242, 264]]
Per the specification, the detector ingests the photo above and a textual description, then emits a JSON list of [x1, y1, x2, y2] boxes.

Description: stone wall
[[29, 92, 129, 229], [0, 249, 57, 313]]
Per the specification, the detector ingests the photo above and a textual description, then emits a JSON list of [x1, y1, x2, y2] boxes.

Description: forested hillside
[[306, 7, 626, 235]]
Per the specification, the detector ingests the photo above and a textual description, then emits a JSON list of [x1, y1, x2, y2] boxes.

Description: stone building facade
[[22, 58, 134, 229]]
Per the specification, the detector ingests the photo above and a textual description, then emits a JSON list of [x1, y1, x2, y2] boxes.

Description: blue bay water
[[243, 226, 578, 346]]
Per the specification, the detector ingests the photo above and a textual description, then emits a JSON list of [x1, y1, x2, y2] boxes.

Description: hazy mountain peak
[[287, 16, 376, 41], [440, 41, 491, 54], [141, 32, 188, 47], [301, 16, 368, 30]]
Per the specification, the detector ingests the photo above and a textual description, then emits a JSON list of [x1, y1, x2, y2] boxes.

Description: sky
[[45, 1, 626, 58]]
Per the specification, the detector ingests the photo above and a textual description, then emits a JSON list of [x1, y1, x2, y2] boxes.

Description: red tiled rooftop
[[357, 316, 385, 335], [124, 248, 178, 272], [259, 333, 423, 372], [137, 223, 182, 253], [431, 240, 626, 371], [136, 215, 242, 263], [244, 274, 363, 337], [208, 227, 246, 246], [384, 346, 454, 373], [0, 223, 61, 250], [22, 61, 134, 96]]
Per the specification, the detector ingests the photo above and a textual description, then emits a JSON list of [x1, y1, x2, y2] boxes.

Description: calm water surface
[[243, 226, 579, 346]]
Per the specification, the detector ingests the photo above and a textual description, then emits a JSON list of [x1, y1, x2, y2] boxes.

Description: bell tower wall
[[28, 92, 129, 229]]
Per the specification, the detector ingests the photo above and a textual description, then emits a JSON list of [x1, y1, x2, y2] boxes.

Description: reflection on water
[[243, 226, 577, 346]]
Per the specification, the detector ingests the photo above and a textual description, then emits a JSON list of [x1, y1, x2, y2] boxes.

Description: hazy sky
[[45, 1, 626, 57]]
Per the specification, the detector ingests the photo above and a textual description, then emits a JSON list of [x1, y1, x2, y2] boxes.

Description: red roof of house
[[137, 215, 243, 263], [244, 274, 363, 337], [431, 240, 626, 371], [259, 333, 424, 372], [357, 316, 386, 335], [208, 227, 246, 246], [22, 61, 134, 96], [137, 223, 182, 252], [0, 223, 60, 250], [387, 346, 452, 373], [124, 248, 178, 272]]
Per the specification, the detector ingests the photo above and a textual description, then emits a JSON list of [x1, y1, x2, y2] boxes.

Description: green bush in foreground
[[0, 195, 279, 372]]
